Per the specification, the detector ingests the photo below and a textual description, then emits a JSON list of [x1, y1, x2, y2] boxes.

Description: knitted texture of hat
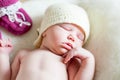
[[34, 3, 90, 48]]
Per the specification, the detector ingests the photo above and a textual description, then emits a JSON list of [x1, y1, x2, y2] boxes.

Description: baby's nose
[[67, 34, 75, 42]]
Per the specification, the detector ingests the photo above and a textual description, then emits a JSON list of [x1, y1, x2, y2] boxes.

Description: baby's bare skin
[[11, 49, 68, 80], [11, 23, 95, 80], [0, 38, 12, 80], [0, 23, 94, 80]]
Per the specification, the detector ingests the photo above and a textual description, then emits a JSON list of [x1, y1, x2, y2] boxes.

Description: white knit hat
[[34, 3, 90, 48]]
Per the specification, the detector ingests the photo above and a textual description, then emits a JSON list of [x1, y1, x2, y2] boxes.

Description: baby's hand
[[63, 47, 94, 63], [0, 39, 13, 54]]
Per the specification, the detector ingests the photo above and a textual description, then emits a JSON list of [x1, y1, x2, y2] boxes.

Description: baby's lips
[[66, 42, 73, 49], [62, 42, 73, 51]]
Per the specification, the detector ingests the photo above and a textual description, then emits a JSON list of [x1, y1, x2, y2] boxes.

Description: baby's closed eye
[[77, 33, 84, 41], [59, 24, 73, 31], [62, 26, 72, 31]]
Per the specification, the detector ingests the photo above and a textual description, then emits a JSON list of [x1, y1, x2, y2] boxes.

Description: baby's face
[[41, 23, 84, 55]]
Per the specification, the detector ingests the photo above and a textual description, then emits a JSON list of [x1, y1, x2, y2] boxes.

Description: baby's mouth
[[62, 42, 73, 50]]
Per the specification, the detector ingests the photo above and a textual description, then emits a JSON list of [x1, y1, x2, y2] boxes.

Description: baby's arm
[[0, 39, 12, 80], [11, 50, 28, 80], [64, 48, 95, 80]]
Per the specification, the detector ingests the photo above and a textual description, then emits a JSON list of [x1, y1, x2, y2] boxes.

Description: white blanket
[[0, 0, 120, 80]]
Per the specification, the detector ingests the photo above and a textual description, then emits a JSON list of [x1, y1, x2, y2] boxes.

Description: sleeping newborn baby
[[0, 3, 95, 80]]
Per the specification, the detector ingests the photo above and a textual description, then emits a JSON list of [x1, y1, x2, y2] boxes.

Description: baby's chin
[[57, 48, 69, 56]]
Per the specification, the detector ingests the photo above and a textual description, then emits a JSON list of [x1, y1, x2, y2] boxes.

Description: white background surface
[[0, 0, 120, 80]]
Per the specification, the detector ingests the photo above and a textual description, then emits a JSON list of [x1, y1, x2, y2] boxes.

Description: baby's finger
[[64, 52, 73, 63], [5, 38, 12, 47], [0, 40, 6, 47]]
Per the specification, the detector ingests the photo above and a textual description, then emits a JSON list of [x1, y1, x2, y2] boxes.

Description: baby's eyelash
[[64, 27, 72, 31], [58, 24, 73, 31], [61, 26, 72, 31]]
